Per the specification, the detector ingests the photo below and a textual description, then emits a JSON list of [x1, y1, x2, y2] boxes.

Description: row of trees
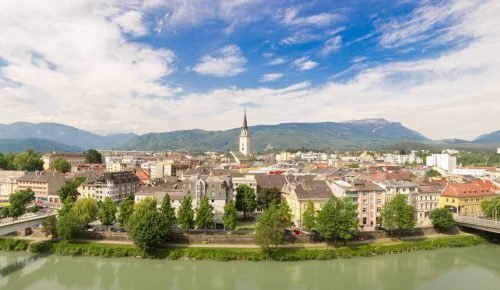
[[0, 149, 43, 171]]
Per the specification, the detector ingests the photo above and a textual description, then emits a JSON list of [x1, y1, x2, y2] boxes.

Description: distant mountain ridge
[[0, 122, 136, 150], [124, 118, 431, 151], [474, 130, 500, 143], [0, 138, 82, 153]]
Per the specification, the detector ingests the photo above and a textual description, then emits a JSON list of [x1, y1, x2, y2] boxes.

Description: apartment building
[[17, 171, 67, 206]]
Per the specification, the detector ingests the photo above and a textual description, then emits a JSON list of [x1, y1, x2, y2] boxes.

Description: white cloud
[[193, 45, 247, 77], [378, 1, 478, 48], [283, 6, 341, 27], [321, 35, 342, 55], [293, 57, 319, 71], [268, 57, 285, 65], [260, 73, 284, 82]]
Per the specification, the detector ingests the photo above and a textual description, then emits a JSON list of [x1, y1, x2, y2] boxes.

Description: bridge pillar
[[17, 227, 32, 236]]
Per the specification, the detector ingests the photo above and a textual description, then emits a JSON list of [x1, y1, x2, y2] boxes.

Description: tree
[[8, 189, 35, 218], [12, 149, 43, 171], [481, 196, 500, 219], [98, 197, 117, 230], [118, 196, 134, 228], [0, 206, 10, 218], [73, 198, 99, 225], [255, 202, 293, 249], [177, 195, 195, 229], [56, 198, 85, 240], [129, 197, 157, 231], [425, 169, 441, 178], [235, 184, 256, 218], [195, 196, 214, 230], [130, 211, 172, 252], [85, 149, 102, 164], [302, 201, 316, 231], [42, 215, 58, 237], [256, 187, 281, 210], [160, 193, 176, 224], [316, 197, 358, 244], [429, 208, 455, 230], [382, 194, 416, 238], [222, 200, 238, 230], [52, 156, 71, 173], [58, 176, 86, 202]]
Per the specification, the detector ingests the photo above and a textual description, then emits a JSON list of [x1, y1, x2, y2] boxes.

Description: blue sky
[[0, 0, 498, 140]]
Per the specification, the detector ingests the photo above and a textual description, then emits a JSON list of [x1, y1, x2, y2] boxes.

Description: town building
[[377, 180, 418, 203], [384, 151, 422, 165], [351, 180, 385, 230], [0, 170, 25, 200], [414, 184, 443, 224], [426, 154, 457, 172], [135, 182, 185, 212], [183, 176, 233, 223], [17, 171, 67, 206], [231, 110, 252, 165], [79, 171, 138, 203], [282, 176, 334, 227], [439, 180, 498, 216], [42, 152, 86, 171], [231, 174, 257, 192]]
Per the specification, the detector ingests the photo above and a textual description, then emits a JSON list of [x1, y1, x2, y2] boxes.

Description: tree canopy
[[12, 149, 43, 171], [56, 197, 85, 240], [130, 211, 172, 252], [382, 194, 416, 237], [85, 149, 102, 164], [98, 197, 117, 229], [235, 184, 256, 218], [73, 198, 99, 224], [58, 176, 86, 202], [118, 196, 135, 228], [52, 156, 71, 173], [255, 201, 293, 249], [195, 196, 214, 230], [8, 189, 35, 218], [160, 193, 176, 224], [256, 187, 281, 210], [425, 169, 442, 178], [315, 197, 358, 243], [481, 196, 500, 219], [177, 195, 195, 229], [222, 200, 238, 230], [429, 208, 455, 230], [301, 200, 316, 232]]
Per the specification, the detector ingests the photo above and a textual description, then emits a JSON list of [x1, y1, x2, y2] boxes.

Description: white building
[[79, 171, 139, 203], [231, 175, 257, 192], [0, 171, 25, 200], [426, 154, 457, 172], [452, 168, 488, 177], [384, 151, 422, 165], [413, 184, 442, 224]]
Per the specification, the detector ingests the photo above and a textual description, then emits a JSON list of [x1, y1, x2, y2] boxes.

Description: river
[[1, 245, 499, 290]]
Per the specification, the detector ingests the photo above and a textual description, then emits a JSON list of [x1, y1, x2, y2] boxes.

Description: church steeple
[[239, 109, 251, 156]]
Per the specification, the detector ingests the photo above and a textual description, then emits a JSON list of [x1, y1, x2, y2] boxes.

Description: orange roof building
[[439, 180, 498, 216]]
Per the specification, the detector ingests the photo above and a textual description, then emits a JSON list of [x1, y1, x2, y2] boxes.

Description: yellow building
[[439, 180, 497, 216]]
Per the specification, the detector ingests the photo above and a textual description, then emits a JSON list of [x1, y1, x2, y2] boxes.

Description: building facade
[[17, 171, 67, 206], [0, 170, 25, 200], [79, 171, 139, 203], [439, 180, 497, 216]]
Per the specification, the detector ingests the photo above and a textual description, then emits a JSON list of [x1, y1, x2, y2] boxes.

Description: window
[[362, 208, 367, 213]]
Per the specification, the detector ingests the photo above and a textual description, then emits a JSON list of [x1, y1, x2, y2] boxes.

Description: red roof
[[442, 180, 497, 198]]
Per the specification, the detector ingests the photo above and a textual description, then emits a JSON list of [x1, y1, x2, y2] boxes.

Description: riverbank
[[0, 234, 487, 261]]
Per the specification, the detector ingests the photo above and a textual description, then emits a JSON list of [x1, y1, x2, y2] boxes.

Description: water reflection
[[1, 245, 499, 290]]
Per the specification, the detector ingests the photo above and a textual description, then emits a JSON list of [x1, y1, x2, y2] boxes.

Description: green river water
[[1, 245, 499, 290]]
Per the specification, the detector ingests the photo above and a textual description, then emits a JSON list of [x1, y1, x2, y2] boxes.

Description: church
[[231, 110, 252, 165]]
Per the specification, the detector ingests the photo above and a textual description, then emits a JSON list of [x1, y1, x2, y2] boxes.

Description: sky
[[0, 0, 499, 140]]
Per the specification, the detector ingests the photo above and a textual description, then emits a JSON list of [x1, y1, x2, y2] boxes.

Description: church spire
[[243, 108, 248, 130]]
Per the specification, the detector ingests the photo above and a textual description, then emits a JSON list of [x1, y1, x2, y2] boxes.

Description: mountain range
[[0, 119, 497, 152]]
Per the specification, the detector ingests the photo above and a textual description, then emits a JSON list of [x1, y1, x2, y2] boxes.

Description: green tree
[[160, 193, 176, 224], [177, 195, 195, 229], [58, 176, 86, 202], [52, 156, 71, 173], [129, 197, 157, 231], [85, 149, 102, 164], [481, 196, 500, 219], [12, 149, 43, 171], [222, 200, 238, 230], [56, 198, 85, 240], [42, 215, 58, 237], [8, 189, 35, 218], [0, 206, 10, 218], [130, 211, 172, 252], [118, 196, 134, 228], [429, 208, 455, 230], [302, 200, 316, 231], [425, 169, 442, 178], [382, 194, 416, 238], [195, 196, 214, 230], [235, 184, 256, 218], [73, 198, 99, 225], [98, 197, 117, 230], [256, 187, 281, 210], [316, 197, 358, 244], [255, 202, 294, 249]]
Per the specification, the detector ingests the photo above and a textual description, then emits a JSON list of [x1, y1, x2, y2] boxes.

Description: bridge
[[454, 216, 500, 234], [0, 213, 56, 236]]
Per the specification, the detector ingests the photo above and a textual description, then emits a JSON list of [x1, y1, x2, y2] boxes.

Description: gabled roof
[[294, 180, 333, 199], [442, 180, 497, 198]]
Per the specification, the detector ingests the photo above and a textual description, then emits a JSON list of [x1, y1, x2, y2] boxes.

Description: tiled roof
[[442, 180, 497, 198], [294, 180, 333, 199], [254, 174, 287, 191]]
